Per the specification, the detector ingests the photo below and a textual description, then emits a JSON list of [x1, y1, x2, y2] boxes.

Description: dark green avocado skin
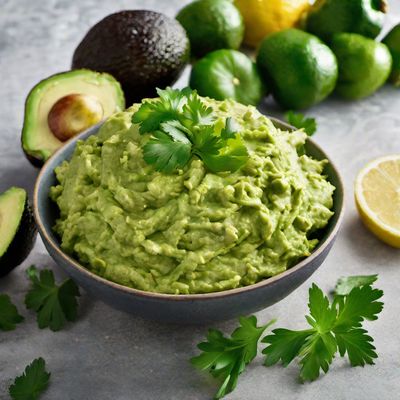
[[72, 10, 190, 105], [0, 200, 37, 277]]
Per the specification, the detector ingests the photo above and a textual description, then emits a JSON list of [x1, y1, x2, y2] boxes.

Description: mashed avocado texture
[[50, 98, 335, 294]]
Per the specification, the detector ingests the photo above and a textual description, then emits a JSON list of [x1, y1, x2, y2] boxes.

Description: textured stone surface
[[1, 1, 400, 399]]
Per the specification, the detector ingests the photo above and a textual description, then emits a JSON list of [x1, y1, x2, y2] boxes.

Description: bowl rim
[[33, 117, 345, 301]]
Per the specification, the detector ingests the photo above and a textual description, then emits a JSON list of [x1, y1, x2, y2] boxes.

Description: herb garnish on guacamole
[[50, 91, 335, 294]]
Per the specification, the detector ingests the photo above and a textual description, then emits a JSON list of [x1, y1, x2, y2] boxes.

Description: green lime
[[176, 0, 244, 58], [382, 24, 400, 86], [331, 33, 392, 99], [306, 0, 387, 42], [256, 29, 338, 110], [189, 50, 266, 106]]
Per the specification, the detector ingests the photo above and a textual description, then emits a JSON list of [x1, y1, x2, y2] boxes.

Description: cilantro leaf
[[199, 135, 249, 173], [182, 91, 215, 126], [191, 316, 275, 399], [335, 328, 377, 367], [25, 266, 80, 331], [132, 87, 249, 174], [306, 284, 337, 332], [0, 294, 24, 331], [193, 124, 249, 173], [298, 331, 337, 381], [263, 329, 312, 367], [285, 111, 317, 136], [132, 87, 190, 133], [262, 280, 383, 382], [334, 275, 378, 296], [9, 357, 50, 400], [160, 120, 191, 143], [221, 117, 240, 140], [143, 131, 192, 173], [333, 284, 383, 330]]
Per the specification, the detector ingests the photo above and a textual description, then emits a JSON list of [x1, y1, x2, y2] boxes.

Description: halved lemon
[[355, 155, 400, 248]]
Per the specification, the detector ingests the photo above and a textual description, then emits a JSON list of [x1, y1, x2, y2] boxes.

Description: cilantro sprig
[[285, 111, 317, 136], [334, 274, 378, 296], [0, 294, 24, 331], [25, 266, 80, 331], [191, 316, 275, 399], [132, 87, 249, 173], [192, 277, 383, 398], [262, 281, 384, 382], [9, 358, 50, 400]]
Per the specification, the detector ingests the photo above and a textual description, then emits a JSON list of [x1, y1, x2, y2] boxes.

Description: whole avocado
[[72, 11, 190, 105], [306, 0, 388, 42]]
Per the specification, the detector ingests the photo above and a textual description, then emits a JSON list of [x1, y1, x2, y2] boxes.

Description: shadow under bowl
[[34, 118, 344, 324]]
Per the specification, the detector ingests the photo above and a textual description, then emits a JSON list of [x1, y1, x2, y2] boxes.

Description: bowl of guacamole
[[34, 92, 344, 324]]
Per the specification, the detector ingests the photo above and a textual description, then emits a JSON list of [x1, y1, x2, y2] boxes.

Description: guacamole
[[50, 98, 335, 294]]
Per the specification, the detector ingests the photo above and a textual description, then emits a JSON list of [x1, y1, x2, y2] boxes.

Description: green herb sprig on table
[[191, 316, 275, 400], [262, 282, 384, 382], [9, 358, 50, 400], [25, 265, 80, 331], [132, 87, 249, 173], [192, 277, 383, 399], [0, 293, 24, 331], [334, 274, 378, 296], [285, 111, 317, 136]]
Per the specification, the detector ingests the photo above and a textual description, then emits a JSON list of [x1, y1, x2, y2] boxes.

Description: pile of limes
[[176, 0, 400, 110]]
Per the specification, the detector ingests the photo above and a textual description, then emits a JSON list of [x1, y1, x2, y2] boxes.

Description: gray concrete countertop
[[1, 1, 400, 399]]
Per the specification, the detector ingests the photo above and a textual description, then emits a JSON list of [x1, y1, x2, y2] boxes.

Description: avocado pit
[[48, 93, 104, 142]]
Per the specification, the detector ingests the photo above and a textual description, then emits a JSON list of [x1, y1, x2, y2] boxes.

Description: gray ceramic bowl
[[34, 118, 344, 324]]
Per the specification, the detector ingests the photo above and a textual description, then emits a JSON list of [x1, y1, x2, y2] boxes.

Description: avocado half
[[0, 187, 37, 277], [72, 10, 190, 105], [22, 69, 125, 167]]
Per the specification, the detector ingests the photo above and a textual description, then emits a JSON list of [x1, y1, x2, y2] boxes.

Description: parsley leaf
[[192, 316, 275, 399], [25, 266, 80, 331], [334, 275, 378, 296], [132, 87, 249, 173], [0, 294, 24, 331], [9, 357, 50, 400], [262, 280, 383, 382], [285, 111, 317, 136]]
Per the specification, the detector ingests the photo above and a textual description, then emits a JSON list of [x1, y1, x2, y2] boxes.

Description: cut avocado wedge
[[22, 69, 125, 166], [0, 187, 37, 277]]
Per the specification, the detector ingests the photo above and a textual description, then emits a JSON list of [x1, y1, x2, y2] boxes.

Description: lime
[[190, 50, 266, 106], [355, 155, 400, 248], [382, 24, 400, 86], [256, 29, 338, 110], [234, 0, 310, 48], [331, 33, 392, 100], [306, 0, 387, 42], [176, 0, 244, 58]]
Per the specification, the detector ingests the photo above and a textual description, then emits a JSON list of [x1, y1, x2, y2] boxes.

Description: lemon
[[235, 0, 310, 47], [355, 155, 400, 248]]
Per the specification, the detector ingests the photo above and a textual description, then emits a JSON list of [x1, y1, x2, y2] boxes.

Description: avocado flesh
[[22, 69, 125, 166], [0, 187, 37, 277]]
